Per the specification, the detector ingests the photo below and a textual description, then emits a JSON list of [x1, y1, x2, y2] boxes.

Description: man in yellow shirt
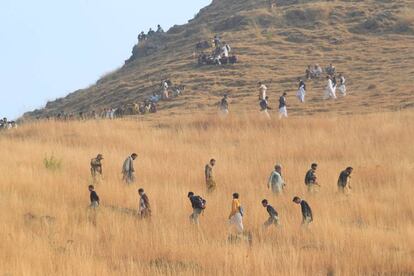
[[228, 193, 243, 234]]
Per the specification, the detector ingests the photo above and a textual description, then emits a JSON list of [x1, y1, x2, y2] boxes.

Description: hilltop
[[24, 0, 414, 118]]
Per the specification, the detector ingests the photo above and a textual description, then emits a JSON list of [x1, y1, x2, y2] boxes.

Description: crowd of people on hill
[[197, 35, 238, 66], [87, 152, 354, 241], [0, 117, 18, 130], [137, 24, 164, 42], [304, 63, 347, 100], [35, 79, 185, 122], [217, 62, 348, 119]]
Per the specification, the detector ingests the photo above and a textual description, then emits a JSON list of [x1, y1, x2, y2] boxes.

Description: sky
[[0, 0, 211, 119]]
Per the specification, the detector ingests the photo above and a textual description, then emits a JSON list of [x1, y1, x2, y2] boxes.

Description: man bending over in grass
[[262, 199, 280, 227], [188, 192, 206, 225], [138, 188, 151, 219], [338, 167, 353, 193], [293, 196, 313, 226]]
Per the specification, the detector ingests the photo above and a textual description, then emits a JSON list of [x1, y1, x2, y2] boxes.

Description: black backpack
[[193, 196, 206, 209]]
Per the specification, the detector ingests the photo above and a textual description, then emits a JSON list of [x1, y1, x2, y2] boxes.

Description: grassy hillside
[[1, 111, 413, 274], [25, 0, 414, 119]]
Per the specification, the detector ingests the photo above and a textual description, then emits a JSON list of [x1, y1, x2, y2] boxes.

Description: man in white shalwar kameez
[[258, 82, 267, 101], [268, 164, 286, 194], [324, 76, 337, 100], [297, 79, 306, 103], [338, 74, 347, 96], [122, 153, 138, 184]]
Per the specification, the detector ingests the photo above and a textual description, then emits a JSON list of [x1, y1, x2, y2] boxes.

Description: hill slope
[[25, 0, 414, 118]]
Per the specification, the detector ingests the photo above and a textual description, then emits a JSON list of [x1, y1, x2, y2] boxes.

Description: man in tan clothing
[[90, 154, 104, 182], [205, 159, 216, 193]]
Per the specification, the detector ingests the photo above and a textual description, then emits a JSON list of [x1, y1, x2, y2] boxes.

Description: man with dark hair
[[297, 79, 306, 103], [90, 154, 104, 181], [138, 188, 151, 218], [219, 94, 229, 115], [260, 96, 271, 118], [188, 192, 206, 224], [293, 196, 313, 226], [305, 163, 319, 192], [122, 153, 138, 184], [279, 92, 288, 119], [338, 167, 353, 193], [229, 192, 243, 234], [261, 199, 280, 227], [205, 159, 216, 193], [88, 185, 100, 208], [156, 24, 164, 33]]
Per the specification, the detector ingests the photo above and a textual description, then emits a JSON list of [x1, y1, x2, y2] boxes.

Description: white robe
[[297, 85, 306, 103], [324, 79, 337, 100], [229, 213, 244, 234], [259, 85, 267, 100], [338, 77, 346, 96]]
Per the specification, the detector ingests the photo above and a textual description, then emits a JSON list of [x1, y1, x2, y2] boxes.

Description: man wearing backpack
[[260, 96, 271, 119], [304, 163, 319, 193], [188, 192, 206, 225]]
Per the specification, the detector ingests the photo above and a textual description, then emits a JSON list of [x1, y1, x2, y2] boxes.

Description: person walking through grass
[[338, 167, 353, 193], [138, 188, 151, 219], [279, 92, 288, 119], [90, 154, 104, 182], [293, 196, 313, 226], [122, 153, 138, 184], [188, 191, 206, 225], [268, 164, 285, 194], [305, 163, 319, 193], [260, 96, 272, 118], [324, 75, 337, 100], [219, 94, 229, 116], [297, 79, 306, 103], [258, 82, 267, 101], [205, 159, 216, 193], [261, 199, 280, 227], [88, 185, 100, 208], [337, 74, 347, 96], [229, 193, 244, 234]]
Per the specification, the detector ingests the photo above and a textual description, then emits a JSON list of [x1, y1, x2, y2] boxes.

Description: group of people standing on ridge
[[218, 63, 348, 119], [86, 152, 355, 238]]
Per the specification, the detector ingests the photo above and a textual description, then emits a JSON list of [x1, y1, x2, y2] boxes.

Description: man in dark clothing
[[279, 92, 288, 119], [90, 154, 104, 181], [138, 188, 151, 219], [188, 191, 206, 225], [293, 196, 313, 226], [261, 199, 279, 227], [89, 185, 100, 208], [305, 163, 319, 192], [260, 96, 272, 118], [338, 167, 353, 193]]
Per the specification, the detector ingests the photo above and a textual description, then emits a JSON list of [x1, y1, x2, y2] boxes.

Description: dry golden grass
[[1, 110, 414, 275]]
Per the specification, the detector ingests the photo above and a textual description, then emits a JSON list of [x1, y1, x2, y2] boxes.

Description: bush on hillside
[[43, 155, 62, 172]]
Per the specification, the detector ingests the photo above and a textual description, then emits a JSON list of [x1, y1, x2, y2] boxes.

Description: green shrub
[[43, 155, 62, 171]]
